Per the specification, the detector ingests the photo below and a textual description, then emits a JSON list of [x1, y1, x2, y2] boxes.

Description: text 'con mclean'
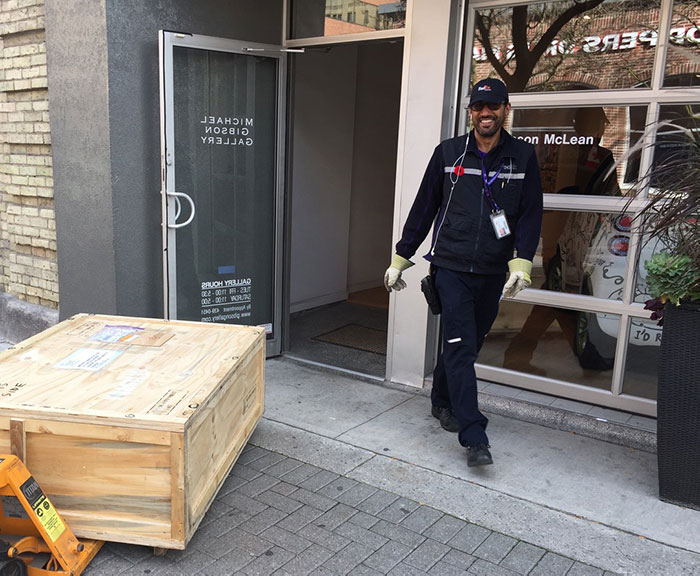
[[516, 134, 595, 145]]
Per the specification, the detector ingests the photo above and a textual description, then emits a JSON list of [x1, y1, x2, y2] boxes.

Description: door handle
[[167, 191, 196, 228]]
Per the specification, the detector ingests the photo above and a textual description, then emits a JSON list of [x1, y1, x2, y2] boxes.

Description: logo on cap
[[478, 84, 492, 92]]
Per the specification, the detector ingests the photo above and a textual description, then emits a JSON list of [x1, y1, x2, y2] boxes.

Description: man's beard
[[475, 116, 502, 137]]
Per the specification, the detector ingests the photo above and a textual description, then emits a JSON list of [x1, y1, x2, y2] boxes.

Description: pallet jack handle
[[0, 454, 102, 576]]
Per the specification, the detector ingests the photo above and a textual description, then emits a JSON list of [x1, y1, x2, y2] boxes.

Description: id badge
[[490, 210, 511, 239]]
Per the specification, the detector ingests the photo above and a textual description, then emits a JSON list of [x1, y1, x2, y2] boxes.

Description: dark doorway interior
[[286, 39, 403, 377]]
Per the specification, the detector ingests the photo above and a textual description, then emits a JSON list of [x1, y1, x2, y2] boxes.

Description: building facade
[[0, 0, 697, 417]]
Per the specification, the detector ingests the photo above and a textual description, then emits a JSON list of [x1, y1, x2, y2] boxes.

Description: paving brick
[[356, 489, 399, 515], [400, 505, 443, 534], [113, 560, 176, 576], [322, 541, 374, 575], [387, 561, 429, 575], [378, 497, 420, 523], [240, 507, 289, 536], [423, 514, 467, 543], [448, 523, 491, 554], [232, 463, 265, 481], [162, 549, 218, 575], [248, 452, 288, 472], [218, 472, 249, 495], [238, 446, 269, 465], [428, 560, 469, 575], [207, 527, 274, 559], [106, 542, 153, 563], [300, 469, 340, 492], [271, 481, 299, 496], [280, 463, 324, 486], [259, 525, 313, 554], [530, 552, 575, 576], [257, 489, 305, 514], [276, 504, 325, 532], [348, 510, 380, 529], [336, 482, 378, 507], [500, 541, 546, 574], [290, 487, 339, 512], [85, 548, 116, 570], [314, 503, 358, 531], [199, 499, 235, 525], [299, 523, 352, 552], [363, 540, 413, 573], [237, 473, 281, 497], [308, 568, 337, 576], [371, 519, 426, 549], [198, 547, 255, 576], [335, 520, 389, 551], [242, 546, 295, 576], [265, 458, 304, 479], [82, 553, 135, 575], [468, 558, 519, 575], [403, 538, 450, 571], [318, 477, 360, 500], [567, 563, 605, 576], [472, 532, 517, 564], [277, 543, 335, 576], [189, 509, 251, 543], [348, 565, 384, 576], [441, 548, 477, 570], [220, 492, 269, 516]]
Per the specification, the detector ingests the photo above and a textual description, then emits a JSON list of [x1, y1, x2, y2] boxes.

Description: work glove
[[384, 254, 414, 292], [502, 258, 532, 298]]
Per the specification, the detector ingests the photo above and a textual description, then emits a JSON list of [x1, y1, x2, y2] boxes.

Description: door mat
[[313, 324, 387, 355], [347, 287, 389, 309]]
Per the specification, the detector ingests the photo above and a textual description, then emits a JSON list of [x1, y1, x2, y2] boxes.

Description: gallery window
[[462, 0, 699, 414]]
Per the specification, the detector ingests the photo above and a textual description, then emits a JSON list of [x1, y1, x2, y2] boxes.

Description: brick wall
[[0, 0, 57, 308]]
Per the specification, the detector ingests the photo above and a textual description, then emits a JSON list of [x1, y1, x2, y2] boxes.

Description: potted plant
[[629, 111, 700, 509]]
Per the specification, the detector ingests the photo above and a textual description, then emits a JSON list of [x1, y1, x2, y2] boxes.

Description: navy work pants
[[431, 267, 505, 447]]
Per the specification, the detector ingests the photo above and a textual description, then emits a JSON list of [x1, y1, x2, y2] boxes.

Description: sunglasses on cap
[[470, 101, 505, 112]]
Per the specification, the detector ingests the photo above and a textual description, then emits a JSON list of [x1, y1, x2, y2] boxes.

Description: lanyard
[[481, 159, 502, 212]]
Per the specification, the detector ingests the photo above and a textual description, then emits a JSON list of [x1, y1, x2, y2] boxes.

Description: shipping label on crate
[[90, 325, 144, 343], [54, 348, 124, 371], [20, 477, 66, 542]]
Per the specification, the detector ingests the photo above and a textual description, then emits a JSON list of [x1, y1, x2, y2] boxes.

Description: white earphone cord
[[430, 134, 469, 256]]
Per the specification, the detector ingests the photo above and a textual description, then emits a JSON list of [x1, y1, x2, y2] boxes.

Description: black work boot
[[466, 444, 493, 467], [431, 405, 460, 433]]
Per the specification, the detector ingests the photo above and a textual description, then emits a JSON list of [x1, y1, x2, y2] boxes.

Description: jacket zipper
[[470, 189, 485, 273]]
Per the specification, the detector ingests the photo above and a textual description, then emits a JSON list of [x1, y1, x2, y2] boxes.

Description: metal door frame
[[159, 30, 287, 356]]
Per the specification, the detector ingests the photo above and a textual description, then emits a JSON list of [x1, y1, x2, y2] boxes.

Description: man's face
[[469, 101, 511, 138]]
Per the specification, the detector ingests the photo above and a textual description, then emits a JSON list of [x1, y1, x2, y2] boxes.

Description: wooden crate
[[0, 314, 265, 549]]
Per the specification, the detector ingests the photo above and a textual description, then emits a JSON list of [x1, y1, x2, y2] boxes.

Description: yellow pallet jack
[[0, 455, 103, 575]]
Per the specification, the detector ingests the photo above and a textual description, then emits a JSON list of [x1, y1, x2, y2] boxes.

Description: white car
[[549, 212, 663, 370]]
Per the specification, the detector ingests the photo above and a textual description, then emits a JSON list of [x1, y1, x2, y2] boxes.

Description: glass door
[[159, 31, 286, 355]]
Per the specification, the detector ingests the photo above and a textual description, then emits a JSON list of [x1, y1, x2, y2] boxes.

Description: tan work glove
[[502, 258, 532, 298], [384, 254, 414, 292]]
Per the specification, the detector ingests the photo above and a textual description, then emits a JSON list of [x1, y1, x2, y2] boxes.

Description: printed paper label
[[54, 348, 123, 371]]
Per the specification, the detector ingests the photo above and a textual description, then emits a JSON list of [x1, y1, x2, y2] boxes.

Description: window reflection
[[506, 106, 646, 192], [471, 0, 660, 92], [623, 317, 661, 399], [482, 300, 617, 382], [291, 0, 407, 40], [664, 0, 700, 87]]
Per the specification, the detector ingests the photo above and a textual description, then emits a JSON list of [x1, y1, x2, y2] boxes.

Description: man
[[384, 78, 543, 467]]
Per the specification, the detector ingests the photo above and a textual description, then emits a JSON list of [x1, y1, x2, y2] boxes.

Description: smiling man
[[383, 78, 543, 468]]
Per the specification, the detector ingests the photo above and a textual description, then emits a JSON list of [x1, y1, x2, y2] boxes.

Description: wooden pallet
[[0, 314, 265, 549]]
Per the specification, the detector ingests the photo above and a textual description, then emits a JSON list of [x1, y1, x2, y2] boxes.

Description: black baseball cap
[[469, 78, 509, 107]]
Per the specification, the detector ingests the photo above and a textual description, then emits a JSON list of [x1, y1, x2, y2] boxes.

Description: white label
[[54, 348, 123, 371]]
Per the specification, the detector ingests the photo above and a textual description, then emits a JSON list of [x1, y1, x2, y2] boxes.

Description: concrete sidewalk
[[77, 356, 699, 575]]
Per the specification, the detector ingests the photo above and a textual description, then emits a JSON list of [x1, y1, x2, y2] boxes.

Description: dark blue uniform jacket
[[396, 129, 543, 274]]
